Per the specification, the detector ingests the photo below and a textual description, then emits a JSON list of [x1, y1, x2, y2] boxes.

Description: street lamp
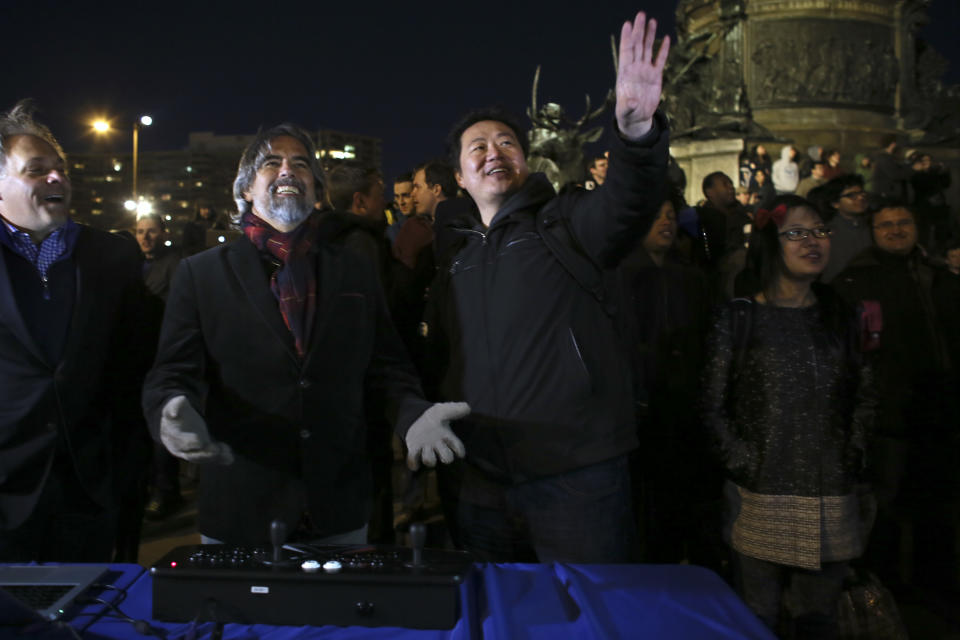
[[132, 115, 153, 200]]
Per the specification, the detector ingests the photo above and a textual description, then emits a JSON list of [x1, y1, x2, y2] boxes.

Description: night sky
[[2, 0, 958, 192]]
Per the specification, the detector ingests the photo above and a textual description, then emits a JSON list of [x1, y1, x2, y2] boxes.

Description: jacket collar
[[487, 173, 556, 230]]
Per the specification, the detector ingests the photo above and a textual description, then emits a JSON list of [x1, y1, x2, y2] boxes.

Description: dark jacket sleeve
[[701, 304, 757, 483], [847, 350, 876, 477], [142, 259, 209, 441], [564, 111, 670, 269], [361, 261, 433, 439], [106, 241, 162, 492]]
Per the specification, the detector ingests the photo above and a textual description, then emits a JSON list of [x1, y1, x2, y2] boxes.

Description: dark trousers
[[632, 433, 725, 574], [0, 463, 116, 562], [150, 441, 181, 496], [732, 550, 848, 640], [366, 423, 395, 545], [454, 455, 636, 563], [865, 433, 960, 591]]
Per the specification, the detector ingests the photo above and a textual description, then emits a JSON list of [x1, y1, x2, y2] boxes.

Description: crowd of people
[[739, 139, 955, 256], [0, 9, 957, 639]]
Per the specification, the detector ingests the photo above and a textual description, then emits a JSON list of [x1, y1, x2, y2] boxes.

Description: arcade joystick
[[150, 526, 475, 629], [264, 519, 289, 566], [407, 522, 426, 569]]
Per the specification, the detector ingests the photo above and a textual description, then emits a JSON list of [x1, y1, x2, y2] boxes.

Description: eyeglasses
[[873, 219, 915, 230], [779, 226, 832, 241], [840, 190, 867, 199]]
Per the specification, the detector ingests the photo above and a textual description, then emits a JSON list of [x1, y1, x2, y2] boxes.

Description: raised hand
[[615, 11, 671, 140]]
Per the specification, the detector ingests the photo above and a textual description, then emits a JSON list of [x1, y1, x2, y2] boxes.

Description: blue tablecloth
[[50, 562, 774, 639]]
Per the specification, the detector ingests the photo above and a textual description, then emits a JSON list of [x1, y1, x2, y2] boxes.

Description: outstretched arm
[[615, 11, 670, 140]]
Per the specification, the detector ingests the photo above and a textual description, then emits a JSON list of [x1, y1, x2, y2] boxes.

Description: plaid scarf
[[241, 211, 320, 357]]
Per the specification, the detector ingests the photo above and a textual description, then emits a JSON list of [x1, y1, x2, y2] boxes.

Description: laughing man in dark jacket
[[424, 12, 670, 563]]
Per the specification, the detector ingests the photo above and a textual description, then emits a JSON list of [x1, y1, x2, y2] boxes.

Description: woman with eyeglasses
[[702, 194, 875, 639]]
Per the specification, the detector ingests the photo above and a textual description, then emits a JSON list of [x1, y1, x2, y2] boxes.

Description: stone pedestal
[[671, 138, 746, 206]]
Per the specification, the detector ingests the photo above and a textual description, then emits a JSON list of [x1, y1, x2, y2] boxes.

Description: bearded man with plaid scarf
[[143, 124, 468, 546]]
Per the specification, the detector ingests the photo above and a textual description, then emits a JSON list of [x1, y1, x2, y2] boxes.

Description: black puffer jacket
[[430, 116, 669, 482]]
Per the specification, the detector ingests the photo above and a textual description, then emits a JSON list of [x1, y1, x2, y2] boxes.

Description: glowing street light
[[132, 114, 153, 199], [92, 119, 111, 134]]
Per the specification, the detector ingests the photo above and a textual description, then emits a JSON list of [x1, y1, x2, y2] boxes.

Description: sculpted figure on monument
[[525, 65, 612, 190], [751, 22, 898, 108]]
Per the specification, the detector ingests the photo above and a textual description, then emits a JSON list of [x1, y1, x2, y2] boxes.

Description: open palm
[[615, 11, 670, 139]]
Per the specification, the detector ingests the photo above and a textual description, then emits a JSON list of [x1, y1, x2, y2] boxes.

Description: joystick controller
[[151, 521, 474, 630], [265, 519, 289, 566], [406, 522, 426, 569]]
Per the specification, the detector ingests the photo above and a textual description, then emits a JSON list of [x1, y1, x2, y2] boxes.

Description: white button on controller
[[322, 560, 342, 573], [301, 560, 321, 572]]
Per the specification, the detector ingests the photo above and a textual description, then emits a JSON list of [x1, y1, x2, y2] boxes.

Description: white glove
[[160, 395, 234, 465], [405, 402, 470, 471]]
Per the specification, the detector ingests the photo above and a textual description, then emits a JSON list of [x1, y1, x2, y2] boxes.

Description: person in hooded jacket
[[772, 146, 799, 195], [424, 12, 670, 563]]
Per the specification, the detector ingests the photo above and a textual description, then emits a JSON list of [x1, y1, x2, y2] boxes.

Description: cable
[[80, 596, 165, 637], [90, 582, 129, 607]]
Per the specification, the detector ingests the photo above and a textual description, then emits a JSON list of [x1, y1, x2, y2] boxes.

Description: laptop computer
[[0, 564, 108, 622]]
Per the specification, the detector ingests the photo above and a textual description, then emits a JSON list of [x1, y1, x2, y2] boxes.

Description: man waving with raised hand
[[424, 11, 671, 563]]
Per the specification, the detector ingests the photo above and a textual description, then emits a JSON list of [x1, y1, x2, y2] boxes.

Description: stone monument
[[666, 0, 960, 211]]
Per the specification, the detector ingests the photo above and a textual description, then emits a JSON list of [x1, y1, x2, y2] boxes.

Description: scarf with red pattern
[[241, 211, 320, 357]]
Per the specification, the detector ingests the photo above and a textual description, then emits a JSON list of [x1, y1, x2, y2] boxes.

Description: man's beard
[[255, 178, 313, 229], [264, 194, 312, 227]]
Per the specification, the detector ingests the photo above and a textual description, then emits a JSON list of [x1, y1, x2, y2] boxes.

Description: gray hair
[[0, 100, 66, 178], [232, 123, 325, 219]]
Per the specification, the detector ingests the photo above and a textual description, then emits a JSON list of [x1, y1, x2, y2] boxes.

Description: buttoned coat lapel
[[227, 237, 299, 362], [0, 248, 52, 367], [59, 229, 104, 369]]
